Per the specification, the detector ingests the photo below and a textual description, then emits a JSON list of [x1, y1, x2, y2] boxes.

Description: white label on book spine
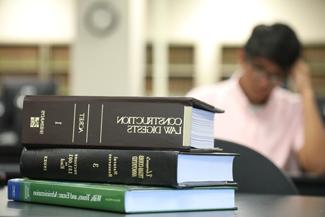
[[99, 104, 104, 144], [72, 103, 77, 143], [86, 104, 90, 143], [182, 106, 192, 147]]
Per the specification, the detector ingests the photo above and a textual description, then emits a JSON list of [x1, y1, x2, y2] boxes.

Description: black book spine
[[22, 96, 192, 150], [20, 148, 179, 187]]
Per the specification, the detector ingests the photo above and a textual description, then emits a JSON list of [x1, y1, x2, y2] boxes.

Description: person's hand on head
[[291, 59, 314, 97]]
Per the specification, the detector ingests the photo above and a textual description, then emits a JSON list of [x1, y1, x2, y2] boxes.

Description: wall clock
[[84, 1, 119, 37]]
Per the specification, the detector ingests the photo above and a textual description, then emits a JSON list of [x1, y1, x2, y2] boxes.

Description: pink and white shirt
[[187, 75, 304, 170]]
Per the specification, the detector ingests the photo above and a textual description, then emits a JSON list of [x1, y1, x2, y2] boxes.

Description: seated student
[[187, 23, 325, 175]]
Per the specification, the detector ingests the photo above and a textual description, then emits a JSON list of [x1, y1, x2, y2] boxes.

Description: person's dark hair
[[244, 23, 302, 71]]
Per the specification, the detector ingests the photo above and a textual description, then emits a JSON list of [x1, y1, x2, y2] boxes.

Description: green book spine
[[8, 178, 238, 213], [8, 178, 126, 213]]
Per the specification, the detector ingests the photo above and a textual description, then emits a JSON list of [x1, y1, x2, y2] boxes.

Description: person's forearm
[[299, 87, 325, 174]]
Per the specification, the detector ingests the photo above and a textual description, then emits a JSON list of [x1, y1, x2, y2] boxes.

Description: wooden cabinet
[[303, 44, 325, 96], [0, 44, 69, 95], [48, 45, 70, 95], [0, 45, 39, 75], [145, 44, 194, 96], [2, 43, 324, 97]]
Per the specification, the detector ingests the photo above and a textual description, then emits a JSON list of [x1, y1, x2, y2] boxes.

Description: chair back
[[215, 139, 298, 195]]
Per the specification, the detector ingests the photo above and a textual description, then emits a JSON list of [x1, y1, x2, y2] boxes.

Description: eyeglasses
[[251, 64, 287, 85]]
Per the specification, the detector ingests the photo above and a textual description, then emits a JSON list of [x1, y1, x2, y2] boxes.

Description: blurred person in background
[[187, 23, 325, 175]]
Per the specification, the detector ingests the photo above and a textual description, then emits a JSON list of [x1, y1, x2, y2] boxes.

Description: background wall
[[146, 0, 325, 87], [0, 0, 324, 95], [0, 0, 75, 43]]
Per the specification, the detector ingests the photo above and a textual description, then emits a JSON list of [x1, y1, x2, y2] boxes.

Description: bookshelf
[[0, 44, 70, 95], [48, 45, 70, 95], [0, 43, 194, 96], [145, 44, 194, 96], [220, 44, 325, 97], [220, 45, 239, 80], [1, 43, 324, 97], [303, 44, 325, 96], [0, 45, 38, 75]]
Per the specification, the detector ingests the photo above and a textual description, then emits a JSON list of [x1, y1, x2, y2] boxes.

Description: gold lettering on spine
[[43, 156, 48, 171], [116, 116, 183, 126], [131, 155, 153, 179], [138, 155, 145, 179], [73, 154, 78, 175], [67, 154, 73, 174], [131, 156, 138, 178], [146, 156, 153, 178], [107, 154, 119, 177], [39, 110, 46, 134], [108, 154, 113, 177], [78, 113, 85, 133], [113, 156, 118, 175], [66, 154, 78, 175], [60, 158, 65, 169], [116, 116, 183, 135]]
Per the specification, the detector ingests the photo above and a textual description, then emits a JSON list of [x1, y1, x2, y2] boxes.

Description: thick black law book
[[22, 96, 223, 150], [20, 148, 236, 188]]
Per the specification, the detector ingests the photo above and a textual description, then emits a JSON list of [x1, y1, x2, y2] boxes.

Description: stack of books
[[7, 96, 237, 213]]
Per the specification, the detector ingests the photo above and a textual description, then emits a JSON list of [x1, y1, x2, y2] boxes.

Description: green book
[[8, 178, 236, 213]]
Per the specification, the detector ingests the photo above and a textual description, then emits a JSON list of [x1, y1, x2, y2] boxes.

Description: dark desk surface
[[291, 174, 325, 196], [1, 186, 325, 217]]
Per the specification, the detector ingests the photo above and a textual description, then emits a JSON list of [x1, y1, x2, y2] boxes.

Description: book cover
[[20, 148, 236, 187], [7, 178, 237, 213], [22, 96, 223, 150]]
